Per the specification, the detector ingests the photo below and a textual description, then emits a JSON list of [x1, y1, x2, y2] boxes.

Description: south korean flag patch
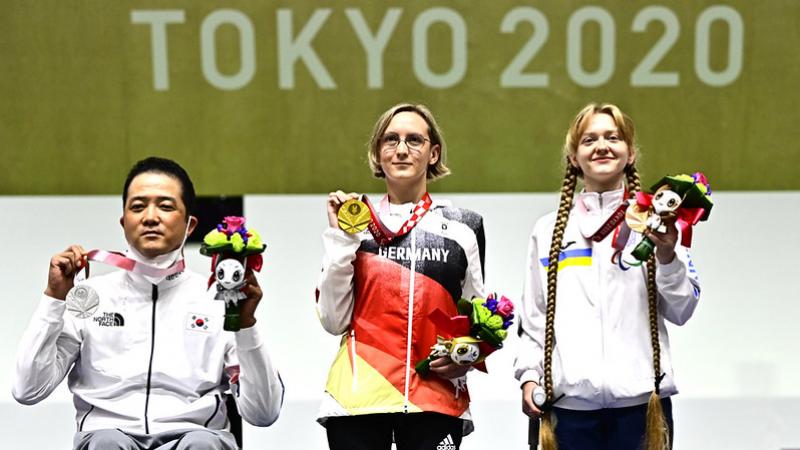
[[186, 313, 212, 333]]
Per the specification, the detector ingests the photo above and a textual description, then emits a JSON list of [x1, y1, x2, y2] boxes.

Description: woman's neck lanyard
[[362, 192, 433, 246], [586, 188, 630, 243], [583, 189, 637, 269]]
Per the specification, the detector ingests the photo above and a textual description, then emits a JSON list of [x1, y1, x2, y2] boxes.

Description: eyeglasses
[[380, 132, 430, 152]]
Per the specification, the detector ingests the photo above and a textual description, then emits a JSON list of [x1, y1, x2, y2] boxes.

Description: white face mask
[[127, 218, 194, 285]]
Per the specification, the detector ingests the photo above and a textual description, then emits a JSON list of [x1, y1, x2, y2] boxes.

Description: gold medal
[[337, 199, 371, 234]]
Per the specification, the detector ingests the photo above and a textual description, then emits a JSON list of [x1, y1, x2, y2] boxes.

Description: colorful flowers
[[460, 293, 515, 347], [199, 216, 267, 331], [691, 172, 712, 196], [201, 216, 265, 257], [415, 293, 515, 376]]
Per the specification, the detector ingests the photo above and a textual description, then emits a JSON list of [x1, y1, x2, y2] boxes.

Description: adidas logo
[[436, 434, 456, 450]]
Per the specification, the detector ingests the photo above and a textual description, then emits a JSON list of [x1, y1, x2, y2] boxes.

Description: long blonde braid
[[539, 165, 578, 450], [628, 166, 670, 450]]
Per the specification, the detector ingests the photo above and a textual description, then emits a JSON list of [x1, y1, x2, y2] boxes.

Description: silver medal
[[65, 285, 100, 319]]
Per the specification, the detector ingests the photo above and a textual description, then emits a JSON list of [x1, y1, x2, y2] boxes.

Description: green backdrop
[[2, 0, 797, 195]]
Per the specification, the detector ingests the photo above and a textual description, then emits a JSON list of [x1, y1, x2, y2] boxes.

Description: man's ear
[[187, 215, 198, 237]]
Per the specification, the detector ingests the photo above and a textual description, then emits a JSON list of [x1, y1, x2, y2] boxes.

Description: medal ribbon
[[588, 189, 630, 243], [83, 249, 185, 279], [579, 190, 634, 268], [361, 192, 433, 246]]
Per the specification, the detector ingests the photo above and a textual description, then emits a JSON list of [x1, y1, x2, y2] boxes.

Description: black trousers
[[326, 412, 464, 450]]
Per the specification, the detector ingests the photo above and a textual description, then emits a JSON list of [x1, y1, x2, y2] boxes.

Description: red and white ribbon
[[83, 249, 185, 279], [361, 192, 433, 246]]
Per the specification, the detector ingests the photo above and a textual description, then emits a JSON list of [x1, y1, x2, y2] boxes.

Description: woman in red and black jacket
[[315, 103, 486, 450]]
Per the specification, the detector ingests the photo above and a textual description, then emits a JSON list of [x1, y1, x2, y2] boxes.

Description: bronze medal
[[625, 203, 649, 233], [338, 199, 371, 234]]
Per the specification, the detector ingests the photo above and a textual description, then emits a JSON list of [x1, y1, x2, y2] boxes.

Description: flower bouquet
[[415, 293, 514, 376], [200, 216, 266, 331], [625, 172, 714, 261]]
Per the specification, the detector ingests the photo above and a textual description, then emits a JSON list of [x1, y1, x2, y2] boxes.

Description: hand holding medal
[[625, 172, 713, 261], [329, 189, 434, 246], [200, 216, 266, 331], [46, 245, 103, 320], [58, 247, 187, 319], [329, 190, 370, 234], [45, 245, 89, 300]]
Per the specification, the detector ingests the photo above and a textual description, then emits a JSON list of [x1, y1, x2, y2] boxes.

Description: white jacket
[[12, 267, 284, 434], [514, 187, 700, 410]]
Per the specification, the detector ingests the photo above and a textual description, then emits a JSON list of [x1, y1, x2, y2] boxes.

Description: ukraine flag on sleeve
[[539, 248, 592, 271]]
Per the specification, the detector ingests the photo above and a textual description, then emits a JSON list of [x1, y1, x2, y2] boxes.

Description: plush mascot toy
[[200, 216, 266, 331], [415, 294, 514, 376], [625, 172, 714, 261]]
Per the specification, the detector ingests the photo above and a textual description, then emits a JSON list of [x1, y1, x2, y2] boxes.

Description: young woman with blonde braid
[[514, 103, 701, 450]]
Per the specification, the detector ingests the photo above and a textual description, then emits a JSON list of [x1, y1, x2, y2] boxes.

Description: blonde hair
[[538, 103, 668, 450], [366, 103, 450, 181], [563, 103, 639, 176]]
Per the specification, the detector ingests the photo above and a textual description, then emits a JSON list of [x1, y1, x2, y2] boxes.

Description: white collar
[[577, 185, 626, 216], [126, 245, 182, 268], [125, 246, 185, 287], [575, 185, 627, 239], [377, 194, 450, 215]]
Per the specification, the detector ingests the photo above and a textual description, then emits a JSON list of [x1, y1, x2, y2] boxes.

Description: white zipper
[[599, 265, 609, 406], [350, 328, 358, 391], [596, 221, 609, 407], [403, 228, 417, 413]]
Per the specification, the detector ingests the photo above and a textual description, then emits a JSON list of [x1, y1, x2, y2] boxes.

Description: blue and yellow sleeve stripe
[[539, 248, 592, 271]]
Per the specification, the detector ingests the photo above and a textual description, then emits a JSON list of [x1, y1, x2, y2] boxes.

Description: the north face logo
[[436, 434, 456, 450], [93, 312, 124, 327]]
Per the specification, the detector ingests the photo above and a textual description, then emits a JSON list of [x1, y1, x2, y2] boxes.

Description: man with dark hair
[[12, 157, 283, 450], [122, 157, 197, 217]]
